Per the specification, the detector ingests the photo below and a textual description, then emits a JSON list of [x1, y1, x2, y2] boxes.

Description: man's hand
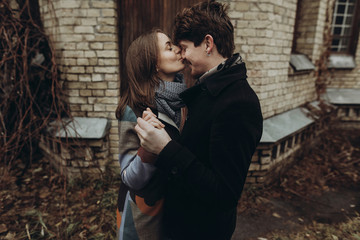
[[135, 117, 171, 155]]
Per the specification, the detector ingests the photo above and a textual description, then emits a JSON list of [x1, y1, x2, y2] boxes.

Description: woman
[[115, 29, 187, 240]]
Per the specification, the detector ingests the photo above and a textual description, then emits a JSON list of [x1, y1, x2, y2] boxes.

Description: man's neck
[[206, 55, 227, 72], [198, 56, 228, 83]]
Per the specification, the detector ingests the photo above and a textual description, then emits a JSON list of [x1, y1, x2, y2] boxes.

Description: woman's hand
[[142, 108, 165, 129], [135, 118, 171, 155]]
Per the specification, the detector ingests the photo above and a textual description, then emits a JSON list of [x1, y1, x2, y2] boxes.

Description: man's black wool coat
[[155, 55, 263, 240]]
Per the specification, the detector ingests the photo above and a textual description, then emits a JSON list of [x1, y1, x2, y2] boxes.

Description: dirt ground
[[233, 127, 360, 240], [0, 128, 359, 239], [233, 187, 360, 239]]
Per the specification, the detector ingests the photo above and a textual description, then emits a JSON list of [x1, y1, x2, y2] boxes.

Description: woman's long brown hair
[[116, 29, 164, 119]]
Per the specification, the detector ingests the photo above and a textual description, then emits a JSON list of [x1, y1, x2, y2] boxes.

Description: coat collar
[[180, 54, 247, 102]]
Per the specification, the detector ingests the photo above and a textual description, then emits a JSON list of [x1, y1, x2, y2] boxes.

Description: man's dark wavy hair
[[173, 1, 235, 58]]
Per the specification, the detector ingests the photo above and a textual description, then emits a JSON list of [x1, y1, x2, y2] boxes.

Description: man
[[135, 1, 263, 239]]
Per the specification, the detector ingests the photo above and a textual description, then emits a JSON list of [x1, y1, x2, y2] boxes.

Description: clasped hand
[[134, 108, 171, 155]]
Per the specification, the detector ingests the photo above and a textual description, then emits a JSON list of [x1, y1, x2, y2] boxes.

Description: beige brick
[[102, 9, 116, 17], [66, 66, 85, 73], [87, 140, 104, 148], [76, 42, 89, 50], [81, 104, 93, 112], [83, 34, 96, 41], [92, 90, 105, 96], [274, 6, 286, 15], [92, 74, 104, 82], [94, 34, 116, 41], [92, 1, 115, 8], [260, 164, 271, 170], [98, 59, 118, 66], [104, 42, 117, 50], [237, 29, 256, 37], [249, 163, 261, 171], [69, 104, 81, 112], [85, 67, 94, 73], [94, 66, 118, 73], [66, 89, 79, 97], [66, 82, 86, 89], [107, 81, 119, 89], [59, 26, 74, 34], [109, 141, 119, 148], [87, 112, 111, 118], [87, 82, 108, 89], [90, 42, 103, 50], [96, 50, 117, 58], [89, 58, 98, 65], [106, 105, 118, 112], [80, 1, 90, 8], [74, 26, 94, 34], [68, 96, 87, 104], [109, 133, 119, 141], [109, 128, 119, 135], [88, 97, 116, 104], [105, 89, 118, 96], [235, 2, 250, 11], [61, 58, 76, 66], [79, 74, 92, 82], [258, 3, 274, 12], [105, 74, 119, 81], [81, 18, 97, 26], [80, 89, 92, 97], [65, 74, 78, 81], [98, 17, 117, 26], [95, 151, 110, 159], [63, 42, 76, 49], [96, 25, 116, 33], [84, 51, 97, 58], [245, 177, 257, 184], [111, 152, 119, 160], [87, 9, 101, 17], [94, 104, 106, 111], [62, 50, 84, 58], [77, 58, 90, 65], [228, 10, 243, 19], [59, 1, 81, 8], [72, 112, 86, 117]]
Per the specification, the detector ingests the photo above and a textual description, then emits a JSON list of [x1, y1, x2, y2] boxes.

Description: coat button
[[171, 167, 178, 175]]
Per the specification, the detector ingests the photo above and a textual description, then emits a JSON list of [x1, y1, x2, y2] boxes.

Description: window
[[330, 0, 360, 54]]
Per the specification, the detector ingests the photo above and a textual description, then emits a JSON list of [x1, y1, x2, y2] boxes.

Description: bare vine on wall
[[0, 0, 69, 168], [315, 0, 335, 99]]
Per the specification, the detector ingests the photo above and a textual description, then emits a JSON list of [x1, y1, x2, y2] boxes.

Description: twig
[[26, 223, 31, 239]]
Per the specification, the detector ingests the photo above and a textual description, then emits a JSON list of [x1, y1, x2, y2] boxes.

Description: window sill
[[289, 54, 315, 72], [328, 54, 356, 69]]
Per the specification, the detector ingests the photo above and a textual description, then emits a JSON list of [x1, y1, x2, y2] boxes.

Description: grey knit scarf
[[155, 74, 187, 127]]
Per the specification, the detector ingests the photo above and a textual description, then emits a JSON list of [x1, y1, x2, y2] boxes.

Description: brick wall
[[225, 0, 317, 119], [38, 0, 120, 165], [294, 0, 333, 62], [36, 0, 359, 178]]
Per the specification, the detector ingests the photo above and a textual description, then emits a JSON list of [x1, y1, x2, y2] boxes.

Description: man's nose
[[180, 49, 185, 59], [174, 45, 181, 54]]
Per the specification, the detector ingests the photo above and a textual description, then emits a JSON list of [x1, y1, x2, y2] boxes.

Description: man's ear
[[204, 34, 214, 53]]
